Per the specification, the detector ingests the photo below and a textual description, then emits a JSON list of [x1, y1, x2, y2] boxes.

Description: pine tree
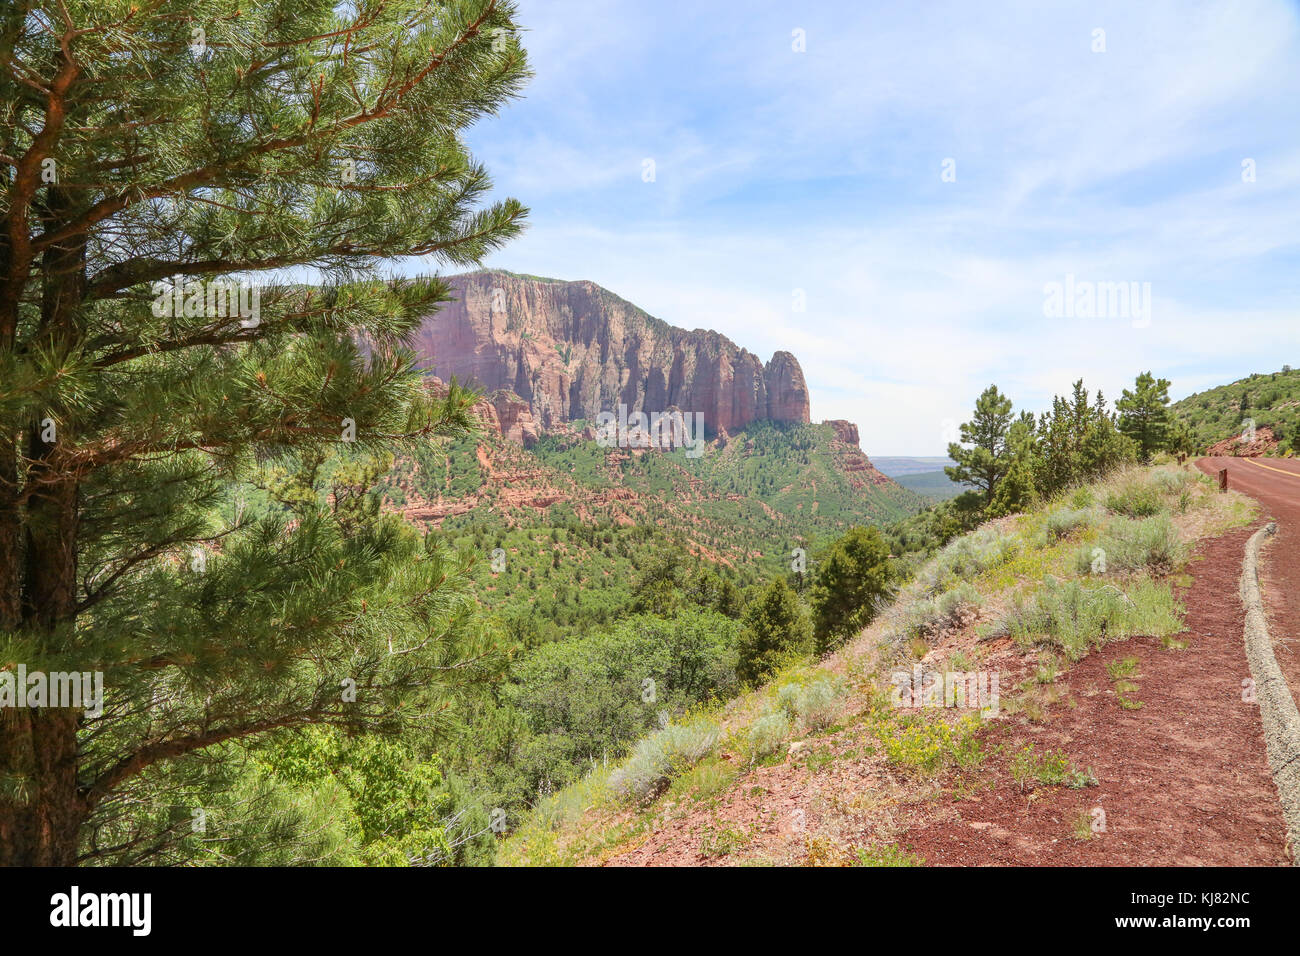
[[945, 384, 1015, 509], [1117, 372, 1173, 462], [0, 0, 529, 865]]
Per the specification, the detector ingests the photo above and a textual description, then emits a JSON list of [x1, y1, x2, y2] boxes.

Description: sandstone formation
[[1205, 425, 1277, 458], [409, 271, 812, 438], [824, 419, 860, 447]]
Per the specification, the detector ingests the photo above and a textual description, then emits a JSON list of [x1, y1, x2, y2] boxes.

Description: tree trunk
[[0, 709, 85, 866], [0, 425, 88, 868], [0, 188, 90, 866]]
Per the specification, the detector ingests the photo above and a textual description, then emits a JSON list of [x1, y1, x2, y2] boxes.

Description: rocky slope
[[411, 271, 811, 436]]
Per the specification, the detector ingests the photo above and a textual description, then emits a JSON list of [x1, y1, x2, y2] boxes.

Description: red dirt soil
[[1199, 456, 1300, 715], [898, 513, 1289, 865]]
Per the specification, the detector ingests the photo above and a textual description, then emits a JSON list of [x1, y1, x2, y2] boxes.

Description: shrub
[[1104, 481, 1162, 517], [608, 718, 720, 804], [775, 683, 802, 718], [899, 596, 938, 639], [746, 711, 790, 761], [1045, 507, 1095, 541], [935, 582, 982, 623], [894, 582, 982, 643], [1094, 514, 1185, 574], [1073, 543, 1105, 576], [917, 526, 1020, 594], [795, 679, 839, 731], [1003, 576, 1182, 660], [1005, 577, 1122, 659], [1151, 468, 1194, 495]]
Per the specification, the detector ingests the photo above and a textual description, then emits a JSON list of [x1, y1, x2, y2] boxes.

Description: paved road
[[1197, 455, 1300, 705]]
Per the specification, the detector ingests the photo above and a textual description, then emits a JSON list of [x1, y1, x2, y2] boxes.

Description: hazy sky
[[461, 0, 1300, 455]]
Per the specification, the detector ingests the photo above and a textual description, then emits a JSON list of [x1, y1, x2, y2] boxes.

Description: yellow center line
[[1242, 457, 1300, 481]]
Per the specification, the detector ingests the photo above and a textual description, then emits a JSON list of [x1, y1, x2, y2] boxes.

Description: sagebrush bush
[[747, 711, 791, 761], [1045, 507, 1096, 541], [1094, 514, 1185, 574], [1003, 575, 1183, 659], [795, 679, 839, 731], [1104, 480, 1162, 517], [775, 683, 802, 718], [917, 526, 1020, 593], [899, 596, 938, 638], [608, 718, 720, 804], [1151, 468, 1194, 495], [892, 582, 982, 644], [936, 582, 981, 622]]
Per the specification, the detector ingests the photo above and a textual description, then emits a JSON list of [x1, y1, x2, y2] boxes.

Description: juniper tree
[[736, 578, 810, 687], [1035, 381, 1133, 496], [809, 525, 891, 655], [0, 0, 529, 865]]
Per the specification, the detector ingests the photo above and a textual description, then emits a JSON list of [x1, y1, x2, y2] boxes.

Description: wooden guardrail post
[[1219, 468, 1229, 492]]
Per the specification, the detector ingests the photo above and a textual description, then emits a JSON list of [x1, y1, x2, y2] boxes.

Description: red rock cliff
[[409, 271, 812, 436]]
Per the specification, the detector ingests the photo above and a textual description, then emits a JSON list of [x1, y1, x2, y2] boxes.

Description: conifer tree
[[0, 0, 529, 865], [810, 525, 891, 654], [1117, 372, 1173, 462], [945, 384, 1014, 509], [736, 578, 810, 686]]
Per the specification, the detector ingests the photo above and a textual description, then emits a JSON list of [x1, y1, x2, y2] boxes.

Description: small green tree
[[736, 578, 811, 686], [946, 385, 1015, 510], [629, 547, 687, 616], [988, 415, 1039, 517], [1117, 372, 1173, 461], [810, 526, 892, 654]]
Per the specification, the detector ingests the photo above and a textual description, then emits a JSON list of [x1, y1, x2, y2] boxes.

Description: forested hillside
[[1171, 366, 1300, 454], [379, 418, 926, 644]]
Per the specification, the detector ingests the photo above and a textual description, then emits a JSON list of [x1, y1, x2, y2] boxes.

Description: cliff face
[[824, 419, 860, 447], [409, 271, 811, 436]]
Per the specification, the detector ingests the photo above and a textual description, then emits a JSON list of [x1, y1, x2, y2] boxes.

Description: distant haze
[[870, 457, 957, 478]]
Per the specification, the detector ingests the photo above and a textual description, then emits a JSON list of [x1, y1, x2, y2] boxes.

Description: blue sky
[[459, 0, 1300, 455]]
